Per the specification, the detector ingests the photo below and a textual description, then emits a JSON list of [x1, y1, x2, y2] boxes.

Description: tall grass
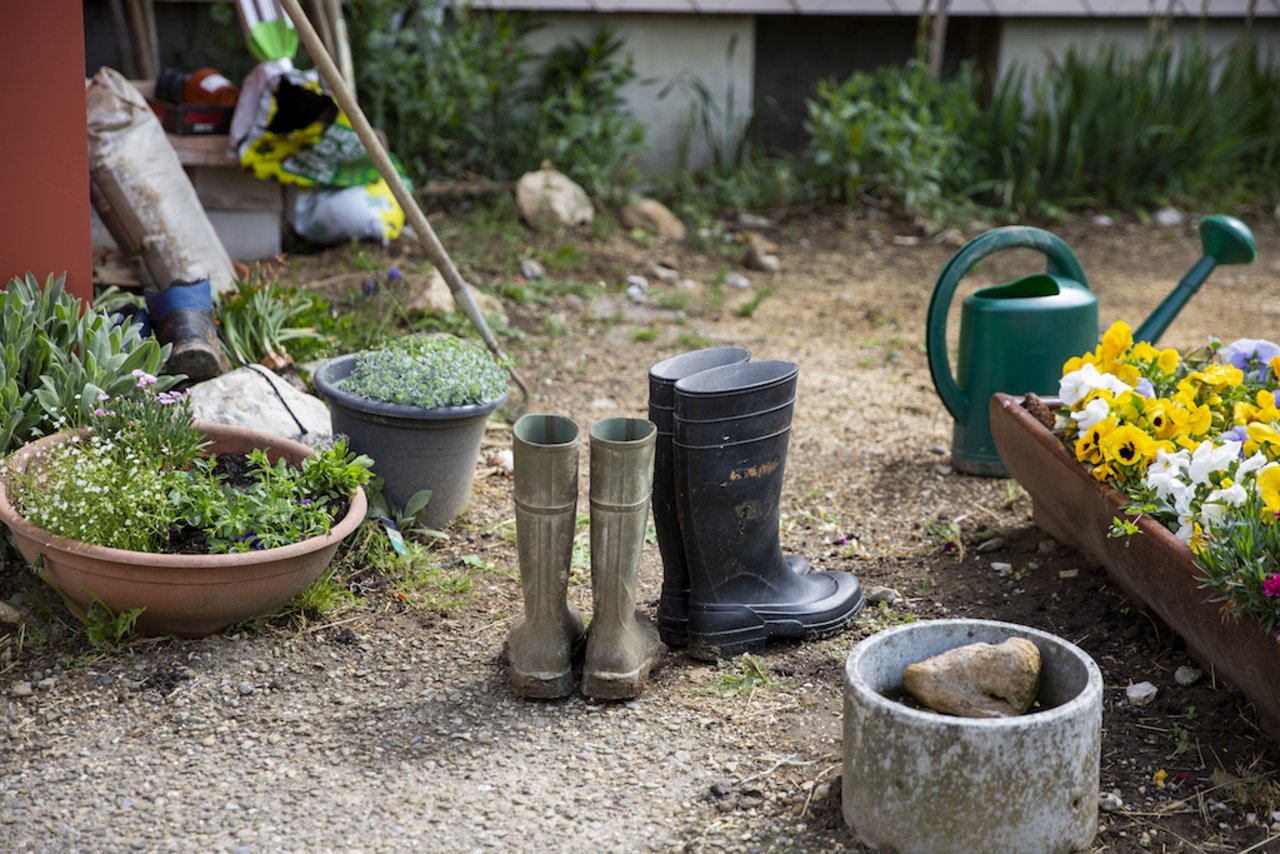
[[978, 38, 1280, 217]]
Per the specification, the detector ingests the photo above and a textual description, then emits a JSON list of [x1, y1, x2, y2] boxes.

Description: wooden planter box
[[990, 392, 1280, 740]]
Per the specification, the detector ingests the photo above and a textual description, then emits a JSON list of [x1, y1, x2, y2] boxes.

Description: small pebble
[[975, 537, 1004, 554], [518, 259, 545, 280], [934, 464, 952, 476], [1100, 790, 1125, 812], [11, 681, 33, 697], [1174, 665, 1202, 687], [1059, 569, 1079, 580], [1037, 539, 1057, 554], [1127, 682, 1158, 707], [990, 561, 1012, 576], [723, 273, 751, 289], [865, 586, 901, 606], [237, 682, 254, 696], [37, 678, 56, 691]]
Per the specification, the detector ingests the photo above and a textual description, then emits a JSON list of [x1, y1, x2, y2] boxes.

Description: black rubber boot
[[649, 347, 810, 648], [674, 360, 863, 661], [144, 278, 231, 384]]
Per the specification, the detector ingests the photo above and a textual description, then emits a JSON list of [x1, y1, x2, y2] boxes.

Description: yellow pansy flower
[[1170, 402, 1212, 438], [1076, 417, 1117, 465], [1157, 348, 1180, 373], [1101, 424, 1157, 468], [1091, 462, 1116, 482], [1143, 398, 1178, 439], [1258, 466, 1280, 517], [1246, 423, 1280, 459], [1099, 321, 1133, 361]]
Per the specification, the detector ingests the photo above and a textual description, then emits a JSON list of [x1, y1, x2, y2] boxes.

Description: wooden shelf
[[166, 133, 237, 167]]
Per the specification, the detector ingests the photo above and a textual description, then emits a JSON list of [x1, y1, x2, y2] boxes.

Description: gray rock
[[647, 262, 679, 284], [1037, 539, 1058, 554], [189, 367, 331, 444], [723, 273, 751, 290], [516, 169, 594, 232], [11, 681, 33, 697], [1100, 790, 1125, 812], [518, 259, 545, 280], [619, 199, 686, 240], [902, 637, 1042, 717], [1126, 681, 1158, 707], [1092, 215, 1115, 228], [865, 586, 901, 606], [976, 537, 1005, 554], [1154, 207, 1185, 227], [1174, 666, 1202, 687], [409, 269, 508, 324], [990, 561, 1013, 576]]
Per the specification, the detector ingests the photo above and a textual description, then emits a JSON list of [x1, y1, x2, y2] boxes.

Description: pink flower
[[1263, 574, 1280, 598]]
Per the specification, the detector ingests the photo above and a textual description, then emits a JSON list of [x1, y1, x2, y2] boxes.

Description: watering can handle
[[926, 226, 1089, 423]]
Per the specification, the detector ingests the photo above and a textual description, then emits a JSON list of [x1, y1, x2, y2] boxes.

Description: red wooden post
[[0, 0, 94, 303]]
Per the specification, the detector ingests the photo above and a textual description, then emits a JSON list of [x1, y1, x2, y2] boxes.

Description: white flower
[[1188, 440, 1241, 486], [1237, 452, 1268, 482], [1071, 397, 1113, 432], [1144, 448, 1190, 501]]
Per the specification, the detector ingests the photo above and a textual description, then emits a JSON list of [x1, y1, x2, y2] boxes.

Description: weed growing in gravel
[[925, 514, 966, 561], [83, 598, 145, 652], [698, 653, 773, 699], [734, 287, 775, 319], [630, 328, 659, 343]]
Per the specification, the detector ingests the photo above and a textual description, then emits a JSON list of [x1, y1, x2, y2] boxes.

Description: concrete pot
[[843, 618, 1102, 854], [313, 354, 506, 529], [0, 423, 367, 638], [990, 392, 1280, 740]]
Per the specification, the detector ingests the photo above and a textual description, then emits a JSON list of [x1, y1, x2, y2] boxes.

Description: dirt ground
[[5, 205, 1280, 852]]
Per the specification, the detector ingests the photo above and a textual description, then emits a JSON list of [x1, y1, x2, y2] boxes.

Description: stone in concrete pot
[[843, 618, 1102, 854], [312, 336, 508, 529], [0, 423, 367, 638]]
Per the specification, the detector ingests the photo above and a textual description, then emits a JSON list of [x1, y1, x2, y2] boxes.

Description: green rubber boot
[[505, 414, 585, 699], [583, 417, 666, 701]]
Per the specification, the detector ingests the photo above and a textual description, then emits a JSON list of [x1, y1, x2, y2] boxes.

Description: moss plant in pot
[[0, 373, 371, 637], [313, 333, 509, 530]]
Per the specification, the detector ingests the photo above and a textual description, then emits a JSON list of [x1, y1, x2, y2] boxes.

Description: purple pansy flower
[[1135, 378, 1154, 398], [1221, 338, 1280, 381]]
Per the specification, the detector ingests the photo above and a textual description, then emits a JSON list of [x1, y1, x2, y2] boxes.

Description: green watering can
[[927, 215, 1257, 477]]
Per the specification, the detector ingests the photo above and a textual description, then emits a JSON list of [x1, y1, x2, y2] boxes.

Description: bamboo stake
[[276, 0, 528, 398]]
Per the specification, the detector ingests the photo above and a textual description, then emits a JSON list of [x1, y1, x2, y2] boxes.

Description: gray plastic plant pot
[[842, 618, 1102, 854], [313, 354, 507, 530]]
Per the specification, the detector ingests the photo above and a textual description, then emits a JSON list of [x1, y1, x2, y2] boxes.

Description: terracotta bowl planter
[[0, 423, 367, 638], [990, 392, 1280, 740]]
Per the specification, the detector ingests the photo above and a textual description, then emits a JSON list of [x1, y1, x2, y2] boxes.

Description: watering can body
[[928, 216, 1256, 477], [928, 227, 1096, 476]]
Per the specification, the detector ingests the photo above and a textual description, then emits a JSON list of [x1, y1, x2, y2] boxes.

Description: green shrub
[[337, 334, 508, 409], [976, 38, 1280, 216], [531, 28, 646, 204], [350, 1, 539, 183], [801, 59, 981, 221], [349, 3, 645, 200], [0, 274, 172, 457]]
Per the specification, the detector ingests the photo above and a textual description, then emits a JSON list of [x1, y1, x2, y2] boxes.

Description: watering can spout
[[1133, 215, 1257, 344]]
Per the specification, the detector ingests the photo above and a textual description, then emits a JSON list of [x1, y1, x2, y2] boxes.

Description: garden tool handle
[[926, 226, 1089, 423]]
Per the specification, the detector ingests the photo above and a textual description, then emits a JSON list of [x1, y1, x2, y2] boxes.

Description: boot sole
[[582, 656, 664, 701], [507, 666, 574, 700], [685, 591, 865, 661], [659, 555, 815, 648]]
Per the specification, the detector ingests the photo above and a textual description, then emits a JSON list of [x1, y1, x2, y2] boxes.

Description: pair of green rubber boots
[[504, 414, 666, 701]]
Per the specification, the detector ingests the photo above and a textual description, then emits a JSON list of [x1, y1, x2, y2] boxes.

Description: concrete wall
[[524, 13, 755, 173], [997, 17, 1280, 82]]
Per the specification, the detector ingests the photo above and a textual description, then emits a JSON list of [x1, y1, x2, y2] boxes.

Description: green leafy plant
[[697, 652, 772, 699], [336, 333, 508, 409], [214, 264, 323, 369], [83, 597, 146, 651], [801, 59, 981, 221], [977, 38, 1280, 217], [531, 27, 646, 204], [9, 376, 372, 554], [0, 273, 172, 458]]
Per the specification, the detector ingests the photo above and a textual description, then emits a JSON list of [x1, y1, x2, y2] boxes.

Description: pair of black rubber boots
[[649, 348, 864, 661]]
